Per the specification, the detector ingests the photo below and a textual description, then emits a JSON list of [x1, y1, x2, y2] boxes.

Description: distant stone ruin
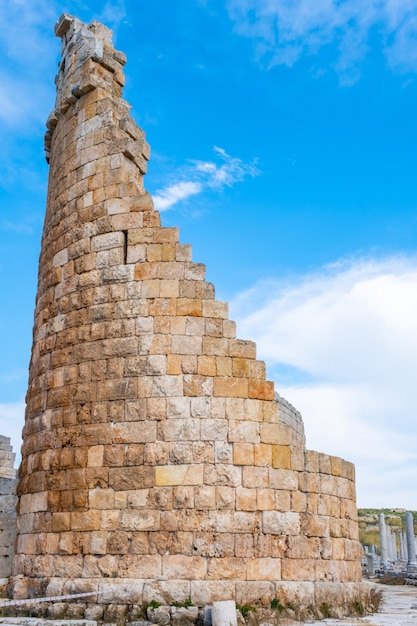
[[0, 437, 17, 582], [11, 13, 368, 620]]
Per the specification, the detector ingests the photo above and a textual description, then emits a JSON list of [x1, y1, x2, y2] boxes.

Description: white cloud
[[153, 181, 202, 211], [0, 2, 57, 128], [0, 401, 24, 467], [153, 147, 259, 212], [230, 256, 417, 508], [226, 0, 417, 81]]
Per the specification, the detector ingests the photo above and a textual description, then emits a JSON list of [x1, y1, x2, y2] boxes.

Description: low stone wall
[[0, 436, 17, 581]]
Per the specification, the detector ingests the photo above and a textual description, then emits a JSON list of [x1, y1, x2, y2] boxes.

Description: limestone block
[[268, 468, 298, 491], [232, 358, 250, 378], [208, 557, 246, 580], [162, 554, 207, 579], [166, 396, 191, 418], [196, 356, 216, 378], [200, 419, 228, 441], [144, 580, 191, 604], [90, 530, 108, 555], [155, 464, 203, 486], [233, 443, 254, 465], [215, 442, 233, 463], [205, 464, 241, 487], [213, 511, 260, 534], [112, 421, 156, 443], [191, 396, 211, 418], [52, 512, 71, 532], [87, 445, 104, 467], [300, 513, 329, 538], [287, 535, 321, 560], [71, 510, 101, 531], [191, 580, 235, 605], [91, 231, 124, 251], [262, 511, 300, 536], [169, 441, 193, 464], [184, 374, 213, 396], [242, 466, 268, 489], [261, 422, 291, 445], [247, 557, 281, 581], [109, 466, 154, 490], [194, 485, 216, 509], [256, 488, 275, 511], [272, 445, 291, 469], [120, 509, 160, 530], [248, 379, 274, 401], [291, 490, 307, 513], [320, 473, 338, 496], [225, 397, 245, 420], [159, 418, 201, 441], [229, 420, 259, 443], [215, 486, 235, 509], [281, 558, 315, 582], [172, 335, 203, 355], [254, 443, 272, 467], [234, 533, 254, 558], [89, 488, 115, 509], [236, 487, 257, 511], [30, 491, 49, 512], [216, 356, 232, 376], [211, 600, 237, 626], [245, 398, 264, 422], [213, 377, 248, 398], [296, 472, 316, 496], [318, 453, 332, 474]]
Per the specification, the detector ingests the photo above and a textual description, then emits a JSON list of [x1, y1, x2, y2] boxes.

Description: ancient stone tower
[[13, 14, 365, 616]]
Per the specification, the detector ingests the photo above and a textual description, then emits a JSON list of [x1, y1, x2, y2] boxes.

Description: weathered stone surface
[[12, 10, 363, 614]]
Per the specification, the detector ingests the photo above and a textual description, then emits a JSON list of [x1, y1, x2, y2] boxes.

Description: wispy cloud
[[0, 1, 58, 128], [98, 0, 127, 34], [153, 181, 202, 212], [230, 255, 417, 507], [153, 147, 259, 211], [226, 0, 417, 83]]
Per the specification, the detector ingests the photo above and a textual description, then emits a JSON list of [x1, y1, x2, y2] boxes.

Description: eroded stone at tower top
[[12, 13, 367, 618]]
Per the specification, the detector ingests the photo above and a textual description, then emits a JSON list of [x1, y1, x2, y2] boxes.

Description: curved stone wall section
[[275, 393, 305, 449], [12, 13, 364, 612]]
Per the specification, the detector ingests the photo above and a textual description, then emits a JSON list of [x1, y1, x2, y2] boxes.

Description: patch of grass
[[352, 600, 365, 616], [270, 598, 285, 612], [172, 598, 193, 608], [320, 602, 331, 618], [236, 604, 257, 616], [148, 600, 161, 609], [369, 587, 384, 612]]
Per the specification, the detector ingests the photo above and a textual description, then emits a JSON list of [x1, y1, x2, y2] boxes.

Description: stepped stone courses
[[12, 13, 365, 614]]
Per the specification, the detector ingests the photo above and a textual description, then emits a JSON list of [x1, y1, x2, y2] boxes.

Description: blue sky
[[1, 0, 417, 508]]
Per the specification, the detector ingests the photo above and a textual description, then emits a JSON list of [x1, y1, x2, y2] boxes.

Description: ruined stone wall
[[0, 437, 17, 581], [12, 14, 364, 614]]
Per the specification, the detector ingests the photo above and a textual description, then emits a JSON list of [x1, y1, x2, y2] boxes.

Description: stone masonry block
[[233, 443, 254, 465], [213, 377, 249, 398], [155, 465, 203, 486], [261, 422, 291, 445], [272, 445, 291, 469], [263, 511, 300, 536], [229, 420, 260, 443]]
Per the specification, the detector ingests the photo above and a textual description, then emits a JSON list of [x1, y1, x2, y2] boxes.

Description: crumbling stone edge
[[0, 582, 379, 624]]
